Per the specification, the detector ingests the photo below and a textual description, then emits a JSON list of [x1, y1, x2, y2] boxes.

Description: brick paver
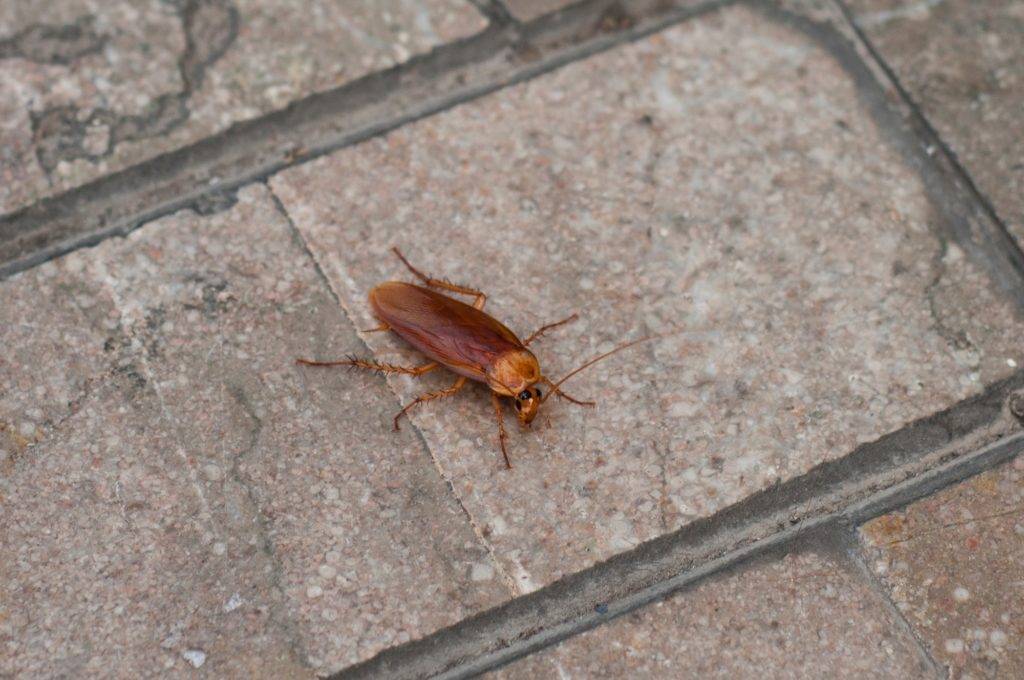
[[271, 4, 1024, 591], [860, 457, 1024, 677], [847, 0, 1024, 248], [0, 185, 508, 676], [492, 547, 933, 679], [0, 0, 485, 214]]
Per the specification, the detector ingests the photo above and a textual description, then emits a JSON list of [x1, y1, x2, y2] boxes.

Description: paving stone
[[0, 376, 310, 678], [0, 185, 508, 676], [860, 458, 1024, 678], [491, 548, 933, 678], [0, 250, 120, 460], [270, 4, 1024, 592], [0, 0, 486, 214], [846, 0, 1024, 247]]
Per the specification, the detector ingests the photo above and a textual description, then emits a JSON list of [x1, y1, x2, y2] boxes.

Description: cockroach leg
[[393, 376, 467, 431], [296, 356, 438, 376], [392, 247, 488, 310], [360, 322, 391, 333], [539, 376, 595, 407], [490, 392, 512, 469], [523, 313, 579, 345]]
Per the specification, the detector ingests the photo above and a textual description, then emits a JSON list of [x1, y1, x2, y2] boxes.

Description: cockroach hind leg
[[393, 377, 468, 432], [391, 247, 487, 310], [296, 356, 438, 377], [360, 322, 390, 333]]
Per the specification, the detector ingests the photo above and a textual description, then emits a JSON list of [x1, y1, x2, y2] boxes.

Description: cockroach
[[296, 248, 648, 469]]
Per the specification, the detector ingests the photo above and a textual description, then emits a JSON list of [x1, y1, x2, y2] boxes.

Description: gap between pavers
[[334, 395, 1024, 680], [0, 0, 734, 280], [858, 456, 1024, 678], [841, 0, 1024, 252], [0, 0, 487, 216], [489, 529, 938, 679]]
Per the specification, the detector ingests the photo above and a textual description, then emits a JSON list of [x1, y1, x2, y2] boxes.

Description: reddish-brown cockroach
[[296, 248, 648, 469]]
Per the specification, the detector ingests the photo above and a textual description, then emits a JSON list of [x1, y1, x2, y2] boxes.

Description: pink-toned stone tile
[[92, 184, 511, 672], [847, 0, 1024, 248], [0, 376, 310, 679], [0, 0, 486, 214], [0, 250, 120, 460], [1, 185, 508, 675], [491, 549, 933, 679], [860, 458, 1024, 678], [270, 5, 1024, 592]]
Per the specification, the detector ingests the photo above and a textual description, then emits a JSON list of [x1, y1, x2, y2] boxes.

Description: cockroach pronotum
[[296, 248, 648, 469]]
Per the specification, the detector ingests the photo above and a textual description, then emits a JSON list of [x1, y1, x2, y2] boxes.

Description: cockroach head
[[512, 385, 542, 426]]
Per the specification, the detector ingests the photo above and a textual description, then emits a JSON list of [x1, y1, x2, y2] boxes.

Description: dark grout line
[[0, 0, 734, 280], [831, 527, 946, 678], [327, 372, 1024, 679], [827, 0, 1024, 313]]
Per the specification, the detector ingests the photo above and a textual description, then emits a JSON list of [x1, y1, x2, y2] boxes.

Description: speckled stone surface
[[0, 0, 486, 214], [0, 185, 508, 676], [270, 5, 1024, 592], [847, 0, 1024, 247], [491, 548, 933, 678], [0, 250, 119, 459], [860, 457, 1024, 678], [0, 377, 311, 678]]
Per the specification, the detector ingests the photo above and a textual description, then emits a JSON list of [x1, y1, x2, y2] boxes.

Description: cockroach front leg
[[523, 313, 579, 346], [296, 356, 438, 377], [393, 376, 467, 431], [490, 392, 512, 469], [392, 247, 488, 310], [540, 376, 595, 407]]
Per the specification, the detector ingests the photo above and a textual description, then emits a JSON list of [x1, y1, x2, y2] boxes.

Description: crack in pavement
[[0, 15, 106, 65], [266, 183, 521, 599], [225, 382, 315, 670], [83, 246, 313, 672], [29, 0, 239, 174]]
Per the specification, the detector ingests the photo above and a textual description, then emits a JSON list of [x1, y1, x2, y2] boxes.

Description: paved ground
[[1, 1, 1023, 678]]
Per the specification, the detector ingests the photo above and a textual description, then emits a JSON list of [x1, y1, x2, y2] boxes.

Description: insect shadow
[[297, 248, 647, 469]]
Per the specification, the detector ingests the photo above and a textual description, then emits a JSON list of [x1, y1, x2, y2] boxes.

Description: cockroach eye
[[517, 390, 531, 401], [535, 388, 542, 398]]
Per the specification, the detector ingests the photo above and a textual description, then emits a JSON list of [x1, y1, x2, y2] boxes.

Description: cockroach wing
[[369, 282, 524, 381]]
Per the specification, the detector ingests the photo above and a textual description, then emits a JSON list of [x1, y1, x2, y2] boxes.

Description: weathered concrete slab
[[0, 185, 508, 676], [847, 0, 1024, 248], [270, 4, 1024, 591], [0, 251, 119, 459], [491, 547, 933, 678], [0, 376, 310, 678], [860, 457, 1024, 678], [0, 0, 486, 214]]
